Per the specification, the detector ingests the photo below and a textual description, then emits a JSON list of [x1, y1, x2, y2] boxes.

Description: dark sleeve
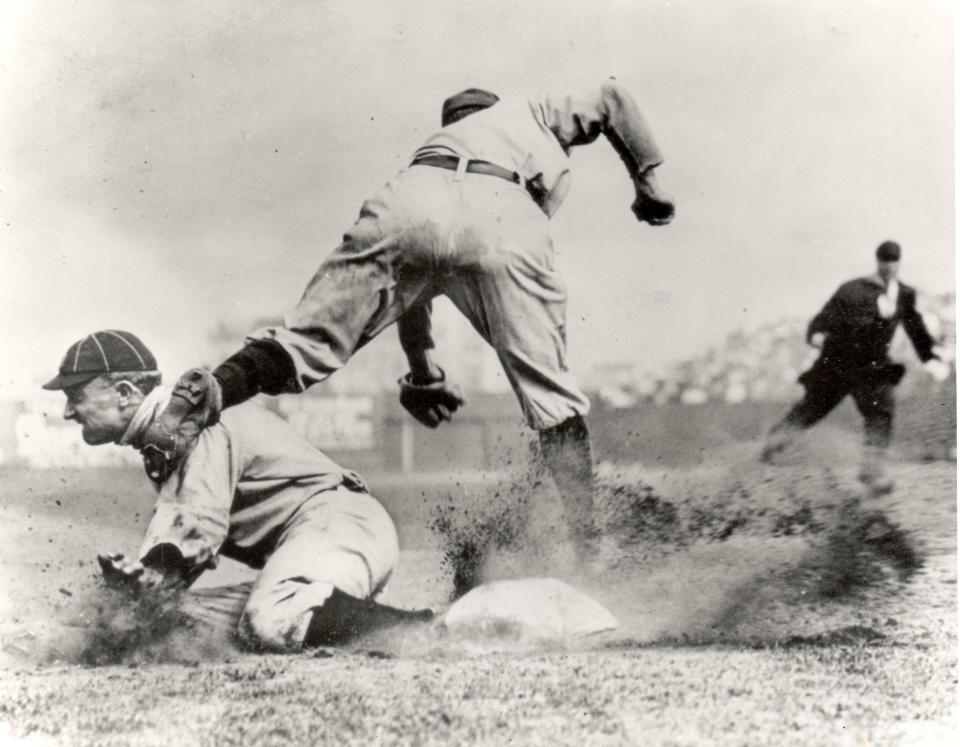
[[900, 287, 938, 362], [214, 338, 299, 406], [397, 301, 436, 356], [807, 286, 847, 342]]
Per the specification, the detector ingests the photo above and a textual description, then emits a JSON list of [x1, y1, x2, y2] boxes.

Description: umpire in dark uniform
[[762, 240, 949, 494]]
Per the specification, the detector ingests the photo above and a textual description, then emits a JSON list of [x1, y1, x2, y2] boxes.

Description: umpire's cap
[[43, 330, 157, 390], [876, 241, 901, 261], [441, 88, 500, 127]]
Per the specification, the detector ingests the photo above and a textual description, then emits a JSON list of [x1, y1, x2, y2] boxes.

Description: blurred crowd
[[594, 293, 956, 408]]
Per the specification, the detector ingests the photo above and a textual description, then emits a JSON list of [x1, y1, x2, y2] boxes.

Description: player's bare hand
[[808, 332, 826, 349], [398, 370, 466, 428], [631, 169, 675, 226], [97, 553, 164, 595], [923, 358, 951, 383]]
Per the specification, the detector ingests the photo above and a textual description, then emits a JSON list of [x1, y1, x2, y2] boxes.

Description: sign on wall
[[275, 394, 375, 450]]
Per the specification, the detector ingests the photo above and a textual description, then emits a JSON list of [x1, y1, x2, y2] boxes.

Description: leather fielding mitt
[[141, 368, 223, 484], [398, 369, 465, 428]]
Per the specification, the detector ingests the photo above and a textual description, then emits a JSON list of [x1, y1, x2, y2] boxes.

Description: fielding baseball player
[[44, 330, 433, 652], [141, 78, 675, 572], [761, 241, 950, 494]]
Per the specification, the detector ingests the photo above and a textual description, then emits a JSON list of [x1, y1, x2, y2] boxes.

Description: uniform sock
[[212, 340, 298, 409], [304, 588, 434, 647], [539, 415, 597, 548]]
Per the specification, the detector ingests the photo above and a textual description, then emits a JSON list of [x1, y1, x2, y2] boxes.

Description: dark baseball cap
[[441, 88, 499, 127], [43, 330, 158, 390], [876, 241, 901, 261]]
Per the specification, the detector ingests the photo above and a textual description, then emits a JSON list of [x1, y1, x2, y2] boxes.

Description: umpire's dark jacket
[[801, 275, 937, 388]]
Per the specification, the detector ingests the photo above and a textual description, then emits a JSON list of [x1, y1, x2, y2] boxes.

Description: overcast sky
[[1, 0, 954, 390]]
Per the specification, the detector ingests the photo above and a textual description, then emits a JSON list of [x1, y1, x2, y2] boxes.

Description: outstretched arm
[[536, 78, 673, 224], [807, 288, 846, 345], [900, 289, 938, 363], [97, 544, 198, 597], [102, 427, 236, 596], [396, 303, 466, 427], [537, 78, 664, 174]]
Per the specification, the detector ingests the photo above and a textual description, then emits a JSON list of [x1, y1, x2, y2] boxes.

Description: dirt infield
[[0, 435, 956, 745]]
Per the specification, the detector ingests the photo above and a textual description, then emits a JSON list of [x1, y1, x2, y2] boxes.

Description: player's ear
[[114, 379, 138, 404]]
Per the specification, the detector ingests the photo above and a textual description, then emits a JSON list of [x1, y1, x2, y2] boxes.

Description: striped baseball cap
[[43, 330, 158, 390]]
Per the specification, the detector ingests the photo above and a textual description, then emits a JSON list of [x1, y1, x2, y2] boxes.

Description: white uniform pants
[[232, 487, 399, 651], [250, 165, 590, 430]]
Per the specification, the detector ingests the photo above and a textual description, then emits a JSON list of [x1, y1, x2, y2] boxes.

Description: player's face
[[877, 259, 899, 284], [62, 377, 131, 445]]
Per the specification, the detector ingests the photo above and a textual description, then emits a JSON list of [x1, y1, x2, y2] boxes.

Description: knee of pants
[[498, 356, 589, 431], [237, 580, 336, 652], [237, 607, 299, 652]]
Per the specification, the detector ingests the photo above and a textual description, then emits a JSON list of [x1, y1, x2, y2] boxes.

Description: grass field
[[0, 434, 956, 746]]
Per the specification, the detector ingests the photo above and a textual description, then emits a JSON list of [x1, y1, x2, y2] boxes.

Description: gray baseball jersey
[[120, 388, 398, 650]]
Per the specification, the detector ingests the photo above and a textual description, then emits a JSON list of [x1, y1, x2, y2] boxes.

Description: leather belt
[[410, 154, 522, 185]]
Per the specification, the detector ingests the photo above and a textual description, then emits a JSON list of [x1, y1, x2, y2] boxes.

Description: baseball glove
[[141, 368, 223, 483], [398, 369, 465, 428]]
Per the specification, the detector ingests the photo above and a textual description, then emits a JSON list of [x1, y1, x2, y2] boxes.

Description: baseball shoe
[[305, 589, 435, 646], [857, 511, 922, 580], [141, 368, 223, 483]]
